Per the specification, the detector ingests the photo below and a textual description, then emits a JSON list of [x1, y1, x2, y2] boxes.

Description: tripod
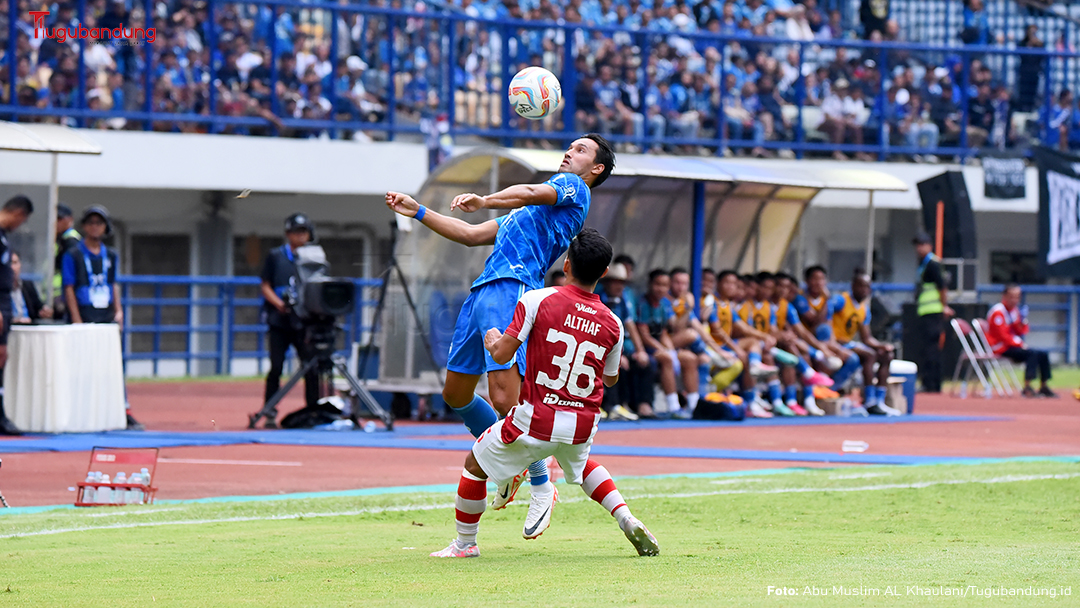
[[356, 222, 444, 400], [248, 321, 394, 430]]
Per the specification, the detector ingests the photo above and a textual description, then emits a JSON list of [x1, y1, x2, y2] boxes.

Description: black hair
[[774, 272, 793, 283], [648, 268, 670, 284], [2, 195, 34, 215], [567, 228, 612, 285], [755, 271, 774, 284], [702, 267, 716, 277], [717, 269, 738, 283], [548, 269, 566, 284], [670, 266, 689, 278], [582, 133, 616, 188], [613, 253, 635, 269], [1003, 282, 1020, 294], [739, 274, 755, 283], [804, 265, 827, 281]]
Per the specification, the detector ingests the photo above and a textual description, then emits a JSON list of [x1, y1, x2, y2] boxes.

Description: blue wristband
[[414, 205, 427, 222]]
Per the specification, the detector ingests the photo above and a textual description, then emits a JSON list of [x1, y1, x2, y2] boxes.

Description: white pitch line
[[3, 472, 1077, 539], [827, 472, 892, 480], [158, 458, 303, 467]]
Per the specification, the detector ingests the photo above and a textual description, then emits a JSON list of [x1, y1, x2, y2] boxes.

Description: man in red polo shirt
[[986, 284, 1056, 398]]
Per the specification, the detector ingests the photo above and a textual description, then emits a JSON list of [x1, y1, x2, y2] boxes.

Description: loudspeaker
[[917, 171, 978, 259]]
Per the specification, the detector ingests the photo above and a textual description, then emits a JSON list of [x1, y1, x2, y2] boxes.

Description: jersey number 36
[[535, 328, 607, 399]]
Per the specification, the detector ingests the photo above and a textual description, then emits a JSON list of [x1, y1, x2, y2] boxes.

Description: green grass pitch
[[2, 459, 1078, 607]]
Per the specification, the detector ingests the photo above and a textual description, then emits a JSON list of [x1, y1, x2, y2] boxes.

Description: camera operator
[[260, 213, 320, 427]]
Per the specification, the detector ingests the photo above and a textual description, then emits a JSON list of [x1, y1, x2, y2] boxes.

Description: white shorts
[[472, 419, 593, 485]]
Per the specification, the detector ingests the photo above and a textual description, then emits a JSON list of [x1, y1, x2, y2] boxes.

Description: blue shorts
[[447, 278, 528, 376], [841, 341, 867, 351]]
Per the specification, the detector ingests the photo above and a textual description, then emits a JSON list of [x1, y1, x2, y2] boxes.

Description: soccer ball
[[508, 67, 562, 120]]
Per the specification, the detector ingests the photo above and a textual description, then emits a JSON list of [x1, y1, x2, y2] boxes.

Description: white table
[[5, 324, 127, 433]]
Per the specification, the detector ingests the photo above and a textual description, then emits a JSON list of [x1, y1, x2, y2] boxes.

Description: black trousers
[[917, 313, 944, 393], [1001, 346, 1052, 383], [0, 305, 9, 420], [601, 356, 655, 413], [265, 324, 320, 415]]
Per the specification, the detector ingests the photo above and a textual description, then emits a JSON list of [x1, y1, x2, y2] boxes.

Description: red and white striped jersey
[[503, 284, 623, 445]]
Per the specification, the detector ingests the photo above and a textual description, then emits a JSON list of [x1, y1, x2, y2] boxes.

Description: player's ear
[[562, 257, 571, 275]]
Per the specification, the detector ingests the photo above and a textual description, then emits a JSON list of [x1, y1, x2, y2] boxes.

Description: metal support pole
[[6, 0, 15, 117], [691, 181, 705, 315], [43, 153, 60, 305], [1070, 291, 1078, 364], [864, 190, 875, 277], [794, 43, 806, 160], [76, 0, 86, 127], [142, 0, 153, 130]]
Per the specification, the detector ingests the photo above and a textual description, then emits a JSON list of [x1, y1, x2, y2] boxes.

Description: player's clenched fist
[[484, 327, 503, 354], [386, 191, 420, 217]]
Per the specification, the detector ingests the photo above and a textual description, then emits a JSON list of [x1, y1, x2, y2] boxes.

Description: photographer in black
[[260, 213, 320, 428]]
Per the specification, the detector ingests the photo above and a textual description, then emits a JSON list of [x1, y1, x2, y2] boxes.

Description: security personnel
[[260, 213, 319, 428], [53, 203, 81, 321], [912, 231, 953, 393], [61, 205, 144, 430], [0, 195, 35, 436]]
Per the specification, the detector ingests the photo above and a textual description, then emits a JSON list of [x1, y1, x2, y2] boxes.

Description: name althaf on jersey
[[471, 173, 591, 292], [503, 285, 624, 445]]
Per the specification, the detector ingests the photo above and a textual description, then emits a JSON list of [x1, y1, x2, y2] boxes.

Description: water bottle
[[97, 474, 111, 504], [82, 473, 96, 503], [364, 420, 377, 433], [128, 473, 143, 504], [959, 380, 968, 399], [329, 418, 355, 431], [114, 472, 127, 504]]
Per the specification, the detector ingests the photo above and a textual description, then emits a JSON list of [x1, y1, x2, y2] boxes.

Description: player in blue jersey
[[386, 134, 615, 538]]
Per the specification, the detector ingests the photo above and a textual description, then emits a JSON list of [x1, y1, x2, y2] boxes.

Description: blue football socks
[[456, 394, 499, 439]]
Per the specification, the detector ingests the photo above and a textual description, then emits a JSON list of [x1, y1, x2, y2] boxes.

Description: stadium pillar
[[864, 190, 875, 277], [43, 153, 60, 305], [691, 181, 705, 314], [194, 192, 233, 376]]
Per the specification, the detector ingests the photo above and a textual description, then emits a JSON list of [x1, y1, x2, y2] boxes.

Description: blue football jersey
[[471, 172, 591, 291]]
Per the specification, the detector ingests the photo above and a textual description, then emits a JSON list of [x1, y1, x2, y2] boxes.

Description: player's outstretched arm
[[450, 183, 558, 213], [485, 328, 522, 365], [386, 191, 498, 246]]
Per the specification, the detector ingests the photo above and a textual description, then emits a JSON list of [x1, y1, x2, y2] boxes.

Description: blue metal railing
[[863, 282, 1078, 362], [116, 275, 382, 375], [5, 2, 1080, 159], [102, 275, 1078, 375]]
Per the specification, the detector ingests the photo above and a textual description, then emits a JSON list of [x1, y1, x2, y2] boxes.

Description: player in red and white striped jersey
[[431, 229, 659, 559]]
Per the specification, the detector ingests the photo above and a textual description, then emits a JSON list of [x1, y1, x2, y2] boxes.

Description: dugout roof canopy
[[381, 146, 907, 388], [0, 121, 103, 305]]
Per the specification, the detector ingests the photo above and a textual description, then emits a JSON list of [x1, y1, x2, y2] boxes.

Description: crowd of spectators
[[0, 0, 1077, 157]]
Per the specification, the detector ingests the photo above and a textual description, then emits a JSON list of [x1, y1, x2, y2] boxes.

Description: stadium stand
[[2, 0, 1080, 158]]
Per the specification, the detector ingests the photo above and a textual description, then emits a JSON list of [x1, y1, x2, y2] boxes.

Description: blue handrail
[[114, 275, 383, 375]]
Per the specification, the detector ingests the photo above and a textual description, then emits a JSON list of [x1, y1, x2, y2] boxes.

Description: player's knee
[[464, 452, 487, 479], [654, 350, 672, 364], [442, 385, 471, 409]]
